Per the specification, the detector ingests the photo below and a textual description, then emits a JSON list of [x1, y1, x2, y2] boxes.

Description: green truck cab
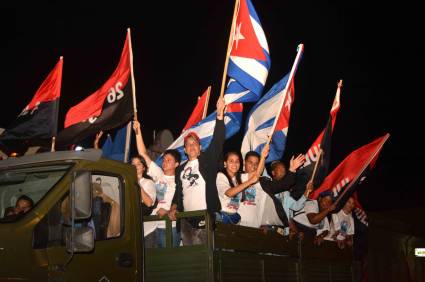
[[0, 150, 355, 281]]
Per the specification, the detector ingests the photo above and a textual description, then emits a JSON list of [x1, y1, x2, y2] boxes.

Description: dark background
[[2, 1, 424, 211]]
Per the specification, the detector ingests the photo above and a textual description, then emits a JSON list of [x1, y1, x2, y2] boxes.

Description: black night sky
[[2, 1, 424, 211]]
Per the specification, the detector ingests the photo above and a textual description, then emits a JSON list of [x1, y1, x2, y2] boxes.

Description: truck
[[0, 149, 358, 281]]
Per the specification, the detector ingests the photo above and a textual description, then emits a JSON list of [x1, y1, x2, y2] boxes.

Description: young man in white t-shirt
[[326, 196, 355, 249], [133, 121, 181, 247], [169, 97, 226, 246], [238, 151, 305, 229], [292, 191, 336, 245]]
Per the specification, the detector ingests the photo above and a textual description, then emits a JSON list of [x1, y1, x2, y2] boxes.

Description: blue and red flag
[[241, 44, 303, 163], [156, 103, 243, 164], [224, 0, 270, 105]]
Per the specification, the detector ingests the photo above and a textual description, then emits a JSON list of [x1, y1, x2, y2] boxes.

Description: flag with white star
[[241, 72, 295, 163], [224, 0, 270, 104]]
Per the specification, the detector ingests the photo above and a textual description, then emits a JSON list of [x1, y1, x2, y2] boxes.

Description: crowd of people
[[129, 97, 356, 249], [2, 96, 355, 250]]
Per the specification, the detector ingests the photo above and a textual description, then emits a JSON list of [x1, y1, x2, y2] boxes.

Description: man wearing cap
[[169, 97, 225, 245], [292, 190, 336, 245]]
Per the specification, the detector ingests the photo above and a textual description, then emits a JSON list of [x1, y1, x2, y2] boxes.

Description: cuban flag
[[156, 103, 243, 164], [241, 74, 293, 162], [241, 44, 304, 163], [224, 0, 270, 105]]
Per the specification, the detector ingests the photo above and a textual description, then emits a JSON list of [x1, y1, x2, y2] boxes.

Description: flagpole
[[202, 86, 211, 119], [309, 149, 323, 183], [52, 56, 63, 153], [333, 133, 390, 206], [267, 44, 304, 144], [127, 28, 138, 121], [124, 121, 132, 163], [51, 136, 56, 152], [219, 0, 240, 100]]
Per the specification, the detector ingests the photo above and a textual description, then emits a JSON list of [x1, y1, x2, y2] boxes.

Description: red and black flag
[[310, 133, 390, 209], [292, 82, 341, 199], [56, 30, 134, 146], [0, 57, 63, 142]]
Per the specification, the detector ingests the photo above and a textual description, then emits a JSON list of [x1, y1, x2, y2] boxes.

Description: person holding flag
[[168, 97, 226, 246], [132, 119, 182, 248]]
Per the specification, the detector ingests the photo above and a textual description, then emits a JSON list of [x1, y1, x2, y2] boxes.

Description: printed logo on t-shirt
[[183, 167, 199, 187], [155, 181, 167, 203], [227, 194, 241, 210], [340, 220, 349, 235], [243, 187, 256, 205]]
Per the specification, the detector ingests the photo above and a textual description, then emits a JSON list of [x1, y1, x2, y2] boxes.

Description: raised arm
[[94, 131, 104, 149], [133, 120, 152, 166], [203, 97, 226, 159], [221, 174, 259, 198], [307, 204, 335, 225], [256, 142, 270, 177]]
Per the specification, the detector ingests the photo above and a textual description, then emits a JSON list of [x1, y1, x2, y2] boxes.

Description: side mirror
[[65, 227, 94, 253], [72, 171, 92, 220]]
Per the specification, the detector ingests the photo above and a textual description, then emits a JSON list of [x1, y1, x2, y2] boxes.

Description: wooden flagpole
[[202, 86, 212, 119], [124, 121, 132, 163], [51, 136, 56, 152], [309, 149, 323, 183], [219, 0, 240, 100], [333, 133, 390, 206], [266, 44, 304, 145], [127, 28, 138, 121], [51, 56, 63, 153]]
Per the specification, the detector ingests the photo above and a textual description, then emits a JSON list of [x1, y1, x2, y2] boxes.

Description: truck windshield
[[0, 164, 71, 222]]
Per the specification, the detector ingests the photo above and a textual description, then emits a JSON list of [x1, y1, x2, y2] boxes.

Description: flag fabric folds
[[241, 73, 293, 162], [310, 133, 390, 209], [0, 57, 63, 141], [224, 0, 270, 105], [56, 31, 133, 146], [294, 87, 341, 197], [182, 87, 210, 132], [102, 124, 129, 162], [156, 103, 243, 165]]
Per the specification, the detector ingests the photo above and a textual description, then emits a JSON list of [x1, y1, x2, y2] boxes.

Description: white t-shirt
[[216, 172, 241, 214], [237, 173, 267, 228], [180, 159, 207, 211], [145, 161, 176, 231], [325, 209, 355, 241], [260, 195, 283, 226], [292, 200, 330, 236], [139, 177, 156, 236]]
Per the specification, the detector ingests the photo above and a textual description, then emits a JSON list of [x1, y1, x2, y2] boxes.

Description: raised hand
[[216, 97, 225, 120], [289, 154, 306, 172], [94, 131, 104, 149], [133, 120, 141, 134]]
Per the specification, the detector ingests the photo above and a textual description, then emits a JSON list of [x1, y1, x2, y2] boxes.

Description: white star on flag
[[233, 22, 245, 50]]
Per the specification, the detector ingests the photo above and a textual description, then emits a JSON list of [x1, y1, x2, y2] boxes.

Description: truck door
[[34, 172, 141, 281]]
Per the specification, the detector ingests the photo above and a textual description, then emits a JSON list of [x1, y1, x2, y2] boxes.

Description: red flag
[[182, 86, 211, 132], [64, 33, 130, 128], [0, 57, 63, 141], [310, 133, 390, 201], [292, 84, 341, 199], [57, 31, 133, 145], [304, 83, 341, 168]]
